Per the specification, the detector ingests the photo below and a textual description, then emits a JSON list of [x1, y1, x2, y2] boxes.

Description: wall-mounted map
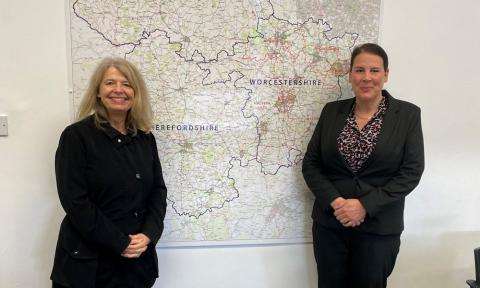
[[69, 0, 381, 245]]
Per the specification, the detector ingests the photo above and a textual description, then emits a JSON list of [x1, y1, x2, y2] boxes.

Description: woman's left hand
[[333, 199, 366, 227]]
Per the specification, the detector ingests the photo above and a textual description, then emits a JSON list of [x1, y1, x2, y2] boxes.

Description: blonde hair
[[77, 57, 153, 134]]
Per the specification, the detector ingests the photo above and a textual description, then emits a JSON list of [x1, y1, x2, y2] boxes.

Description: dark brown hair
[[350, 43, 389, 71]]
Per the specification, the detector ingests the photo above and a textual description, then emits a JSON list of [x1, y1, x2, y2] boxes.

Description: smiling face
[[349, 52, 389, 102], [98, 66, 135, 118]]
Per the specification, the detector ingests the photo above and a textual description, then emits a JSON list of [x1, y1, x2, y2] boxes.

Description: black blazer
[[302, 90, 424, 235]]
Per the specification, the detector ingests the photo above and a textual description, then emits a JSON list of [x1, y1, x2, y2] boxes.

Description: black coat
[[302, 90, 424, 235], [51, 116, 168, 287]]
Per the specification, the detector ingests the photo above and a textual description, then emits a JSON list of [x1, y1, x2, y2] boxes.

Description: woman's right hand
[[121, 233, 150, 258]]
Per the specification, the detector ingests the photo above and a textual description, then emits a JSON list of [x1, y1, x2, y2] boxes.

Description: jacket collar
[[333, 90, 402, 174], [95, 117, 136, 148]]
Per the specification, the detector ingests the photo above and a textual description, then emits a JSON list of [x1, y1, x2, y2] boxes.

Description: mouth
[[107, 95, 130, 103]]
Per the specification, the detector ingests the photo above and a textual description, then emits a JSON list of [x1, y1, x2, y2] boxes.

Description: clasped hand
[[331, 197, 366, 227], [121, 233, 151, 258]]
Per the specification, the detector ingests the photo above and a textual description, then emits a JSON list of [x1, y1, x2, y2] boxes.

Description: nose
[[363, 72, 372, 81], [112, 83, 123, 93]]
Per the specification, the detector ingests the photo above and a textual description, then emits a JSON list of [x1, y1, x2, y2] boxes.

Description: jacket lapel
[[332, 98, 353, 139], [330, 98, 355, 173], [357, 91, 401, 174]]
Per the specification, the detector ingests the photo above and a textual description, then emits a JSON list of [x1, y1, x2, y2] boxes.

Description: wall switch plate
[[0, 115, 8, 136]]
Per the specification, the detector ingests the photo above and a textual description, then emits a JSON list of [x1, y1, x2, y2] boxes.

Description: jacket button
[[135, 173, 141, 179], [134, 212, 138, 217], [117, 139, 122, 143], [73, 250, 79, 256]]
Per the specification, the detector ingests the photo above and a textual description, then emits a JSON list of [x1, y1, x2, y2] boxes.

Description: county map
[[69, 0, 381, 245]]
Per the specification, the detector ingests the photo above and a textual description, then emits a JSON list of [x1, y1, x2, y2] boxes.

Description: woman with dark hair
[[51, 57, 167, 288], [303, 43, 424, 288]]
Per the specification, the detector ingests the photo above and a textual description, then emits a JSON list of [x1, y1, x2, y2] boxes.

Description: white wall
[[0, 1, 479, 287], [380, 1, 480, 286], [0, 1, 71, 287]]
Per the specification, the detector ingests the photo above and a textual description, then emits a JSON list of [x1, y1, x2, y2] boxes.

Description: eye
[[123, 82, 132, 87], [104, 80, 114, 85]]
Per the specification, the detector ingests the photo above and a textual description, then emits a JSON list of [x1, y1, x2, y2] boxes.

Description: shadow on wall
[[32, 120, 67, 286], [389, 231, 480, 288], [34, 205, 65, 281], [35, 200, 64, 284]]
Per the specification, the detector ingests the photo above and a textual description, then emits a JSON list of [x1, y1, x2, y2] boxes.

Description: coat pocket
[[58, 218, 98, 259], [51, 218, 98, 288]]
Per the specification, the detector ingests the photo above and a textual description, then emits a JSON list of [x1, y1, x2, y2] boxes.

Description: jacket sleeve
[[360, 106, 425, 217], [302, 102, 342, 210], [55, 127, 130, 255], [141, 133, 168, 245]]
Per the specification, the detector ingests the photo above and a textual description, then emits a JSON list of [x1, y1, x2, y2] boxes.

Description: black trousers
[[312, 222, 400, 288], [53, 280, 155, 288]]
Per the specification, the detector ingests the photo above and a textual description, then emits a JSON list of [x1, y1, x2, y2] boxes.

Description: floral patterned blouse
[[337, 96, 388, 174]]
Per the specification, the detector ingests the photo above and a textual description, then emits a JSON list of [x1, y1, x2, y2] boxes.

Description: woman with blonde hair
[[51, 57, 167, 288]]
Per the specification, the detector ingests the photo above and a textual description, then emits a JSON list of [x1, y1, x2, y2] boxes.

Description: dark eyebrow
[[352, 66, 382, 70]]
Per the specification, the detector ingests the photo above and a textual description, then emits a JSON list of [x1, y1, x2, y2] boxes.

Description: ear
[[384, 69, 389, 82], [348, 71, 352, 83]]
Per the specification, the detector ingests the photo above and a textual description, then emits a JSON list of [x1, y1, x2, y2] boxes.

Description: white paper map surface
[[68, 0, 381, 245]]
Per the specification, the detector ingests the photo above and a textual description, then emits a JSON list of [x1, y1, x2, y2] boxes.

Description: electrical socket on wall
[[0, 115, 8, 136]]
